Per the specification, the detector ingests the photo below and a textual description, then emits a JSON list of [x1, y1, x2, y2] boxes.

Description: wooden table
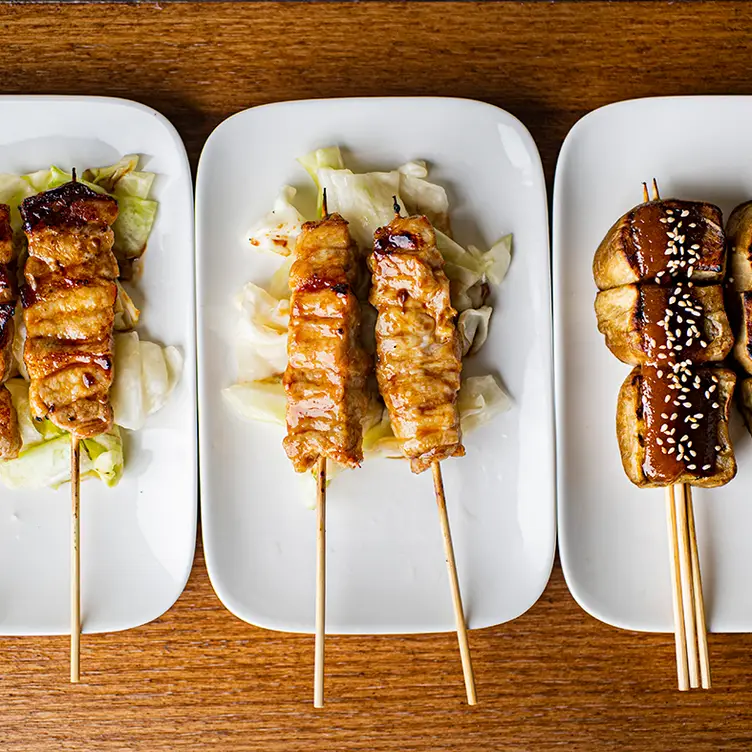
[[3, 2, 752, 749]]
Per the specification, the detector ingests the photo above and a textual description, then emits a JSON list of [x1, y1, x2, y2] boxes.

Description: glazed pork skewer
[[282, 190, 369, 707], [369, 200, 476, 705], [0, 204, 21, 460], [20, 172, 119, 682]]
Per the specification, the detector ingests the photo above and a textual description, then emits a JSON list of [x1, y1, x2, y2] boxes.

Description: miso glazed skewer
[[593, 178, 734, 689], [282, 189, 369, 707], [20, 171, 119, 681], [368, 199, 476, 705]]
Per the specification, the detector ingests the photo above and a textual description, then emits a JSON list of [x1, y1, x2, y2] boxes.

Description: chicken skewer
[[20, 172, 119, 682], [282, 190, 369, 707], [369, 200, 476, 705], [0, 204, 21, 460]]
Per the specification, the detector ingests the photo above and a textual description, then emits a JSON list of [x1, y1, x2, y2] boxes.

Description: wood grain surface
[[3, 2, 752, 750]]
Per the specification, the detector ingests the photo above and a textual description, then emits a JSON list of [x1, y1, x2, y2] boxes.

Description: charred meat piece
[[0, 205, 20, 458], [283, 214, 370, 473], [369, 214, 464, 474], [21, 181, 118, 438]]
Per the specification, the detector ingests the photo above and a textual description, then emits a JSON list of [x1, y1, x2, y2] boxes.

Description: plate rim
[[0, 93, 198, 636], [552, 93, 752, 634], [196, 95, 557, 634]]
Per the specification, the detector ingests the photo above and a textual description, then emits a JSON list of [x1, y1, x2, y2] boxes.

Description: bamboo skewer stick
[[675, 483, 700, 688], [70, 434, 81, 684], [432, 462, 477, 705], [665, 485, 689, 691], [313, 455, 327, 708], [311, 186, 330, 709], [645, 178, 710, 690], [686, 485, 711, 688]]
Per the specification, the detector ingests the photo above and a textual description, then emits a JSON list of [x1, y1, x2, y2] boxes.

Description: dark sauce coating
[[641, 365, 721, 483], [0, 303, 14, 349], [20, 181, 118, 233], [625, 200, 723, 282], [638, 283, 706, 361], [373, 229, 419, 255]]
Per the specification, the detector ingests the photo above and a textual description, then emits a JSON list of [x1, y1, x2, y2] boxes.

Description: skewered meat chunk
[[594, 200, 725, 290], [20, 181, 118, 439], [0, 204, 20, 459], [595, 283, 733, 365], [0, 386, 20, 460], [369, 214, 464, 474], [616, 365, 736, 488], [283, 214, 369, 473]]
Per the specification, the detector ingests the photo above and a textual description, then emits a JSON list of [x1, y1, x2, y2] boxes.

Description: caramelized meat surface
[[283, 214, 369, 473], [21, 182, 118, 438], [369, 214, 464, 474]]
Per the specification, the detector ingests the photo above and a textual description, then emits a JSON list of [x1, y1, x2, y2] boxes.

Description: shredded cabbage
[[114, 280, 141, 331], [234, 282, 290, 381], [316, 167, 402, 250], [457, 375, 513, 433], [222, 381, 287, 425], [247, 186, 306, 257], [110, 332, 183, 431], [458, 306, 493, 356], [0, 380, 124, 489]]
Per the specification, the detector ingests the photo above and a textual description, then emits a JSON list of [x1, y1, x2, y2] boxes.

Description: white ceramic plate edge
[[196, 96, 556, 635], [0, 95, 199, 635]]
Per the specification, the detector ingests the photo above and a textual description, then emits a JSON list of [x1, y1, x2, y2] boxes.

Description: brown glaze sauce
[[627, 200, 722, 282], [621, 200, 728, 483], [641, 365, 721, 483]]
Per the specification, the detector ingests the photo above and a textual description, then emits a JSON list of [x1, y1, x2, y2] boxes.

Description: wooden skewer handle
[[432, 462, 477, 705], [313, 456, 326, 708], [71, 435, 81, 684]]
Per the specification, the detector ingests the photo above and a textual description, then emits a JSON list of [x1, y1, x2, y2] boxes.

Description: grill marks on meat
[[283, 214, 370, 473], [0, 205, 21, 458], [21, 182, 118, 438], [369, 215, 464, 474]]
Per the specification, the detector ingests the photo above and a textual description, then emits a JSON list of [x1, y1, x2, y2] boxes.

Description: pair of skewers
[[313, 456, 474, 706], [642, 180, 710, 691], [312, 193, 475, 707]]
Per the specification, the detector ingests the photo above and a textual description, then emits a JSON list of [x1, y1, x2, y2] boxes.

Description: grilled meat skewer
[[283, 213, 369, 472], [369, 212, 464, 474], [20, 181, 118, 439], [0, 204, 20, 459]]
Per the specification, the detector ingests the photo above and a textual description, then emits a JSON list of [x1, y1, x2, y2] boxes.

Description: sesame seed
[[689, 222, 697, 228], [657, 370, 663, 378], [712, 402, 719, 409], [656, 438, 664, 445], [702, 464, 711, 471], [688, 464, 697, 470], [681, 210, 689, 217], [715, 445, 722, 451]]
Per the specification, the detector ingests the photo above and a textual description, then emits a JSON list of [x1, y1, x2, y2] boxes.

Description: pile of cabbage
[[225, 146, 513, 473], [0, 156, 182, 489]]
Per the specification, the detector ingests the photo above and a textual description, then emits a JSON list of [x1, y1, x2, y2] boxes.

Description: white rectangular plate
[[197, 97, 555, 634], [554, 95, 752, 633], [0, 96, 197, 635]]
